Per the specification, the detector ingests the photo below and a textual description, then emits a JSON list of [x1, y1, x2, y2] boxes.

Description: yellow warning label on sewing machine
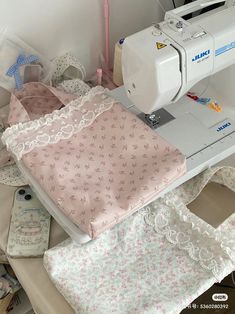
[[156, 42, 167, 50]]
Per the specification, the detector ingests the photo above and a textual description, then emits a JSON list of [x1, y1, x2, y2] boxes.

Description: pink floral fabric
[[8, 82, 77, 125], [45, 216, 215, 314], [3, 87, 186, 238], [44, 167, 235, 314]]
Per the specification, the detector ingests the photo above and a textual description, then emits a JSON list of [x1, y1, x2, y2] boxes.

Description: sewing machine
[[16, 0, 235, 244], [112, 0, 235, 195]]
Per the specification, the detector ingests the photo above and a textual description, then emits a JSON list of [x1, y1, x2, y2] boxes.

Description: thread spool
[[113, 38, 124, 86]]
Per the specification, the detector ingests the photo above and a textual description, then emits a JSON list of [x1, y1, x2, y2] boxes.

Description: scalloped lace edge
[[2, 86, 105, 141], [144, 193, 235, 281], [2, 87, 115, 160]]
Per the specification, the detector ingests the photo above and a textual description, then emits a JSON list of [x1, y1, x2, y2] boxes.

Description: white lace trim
[[57, 79, 91, 97], [144, 192, 235, 281], [0, 164, 27, 186], [2, 87, 115, 160]]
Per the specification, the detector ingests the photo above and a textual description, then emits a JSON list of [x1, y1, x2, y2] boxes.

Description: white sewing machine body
[[118, 0, 235, 195], [17, 1, 235, 245], [122, 0, 235, 113]]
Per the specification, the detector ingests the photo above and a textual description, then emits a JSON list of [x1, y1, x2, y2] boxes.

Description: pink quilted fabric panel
[[21, 96, 186, 238]]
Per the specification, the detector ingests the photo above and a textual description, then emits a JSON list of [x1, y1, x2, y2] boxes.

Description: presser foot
[[138, 108, 175, 129]]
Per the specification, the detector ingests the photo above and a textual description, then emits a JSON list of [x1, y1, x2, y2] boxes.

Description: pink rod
[[104, 0, 110, 70]]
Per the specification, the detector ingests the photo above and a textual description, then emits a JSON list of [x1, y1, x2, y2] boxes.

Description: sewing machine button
[[176, 21, 183, 31], [193, 31, 206, 38]]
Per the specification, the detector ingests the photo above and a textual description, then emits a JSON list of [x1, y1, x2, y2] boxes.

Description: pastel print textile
[[44, 167, 235, 314], [0, 111, 26, 186], [8, 82, 77, 126], [174, 166, 235, 205], [0, 164, 27, 186], [2, 82, 76, 186], [3, 87, 186, 238]]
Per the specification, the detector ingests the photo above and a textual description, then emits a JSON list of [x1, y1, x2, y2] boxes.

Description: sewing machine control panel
[[160, 19, 209, 45]]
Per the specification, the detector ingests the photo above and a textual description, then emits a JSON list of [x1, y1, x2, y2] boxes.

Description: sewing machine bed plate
[[111, 86, 235, 194], [17, 87, 235, 244]]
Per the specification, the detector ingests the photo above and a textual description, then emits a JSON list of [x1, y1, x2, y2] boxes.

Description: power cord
[[155, 0, 166, 14], [155, 0, 178, 13]]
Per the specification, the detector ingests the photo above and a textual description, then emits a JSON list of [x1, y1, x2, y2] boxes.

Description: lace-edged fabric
[[144, 167, 235, 282], [57, 79, 91, 97], [43, 166, 235, 314], [0, 164, 27, 186], [2, 87, 115, 160], [174, 166, 235, 205]]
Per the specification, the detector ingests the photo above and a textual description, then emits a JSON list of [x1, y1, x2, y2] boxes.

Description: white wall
[[0, 0, 177, 79], [0, 0, 103, 78], [0, 0, 182, 106]]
